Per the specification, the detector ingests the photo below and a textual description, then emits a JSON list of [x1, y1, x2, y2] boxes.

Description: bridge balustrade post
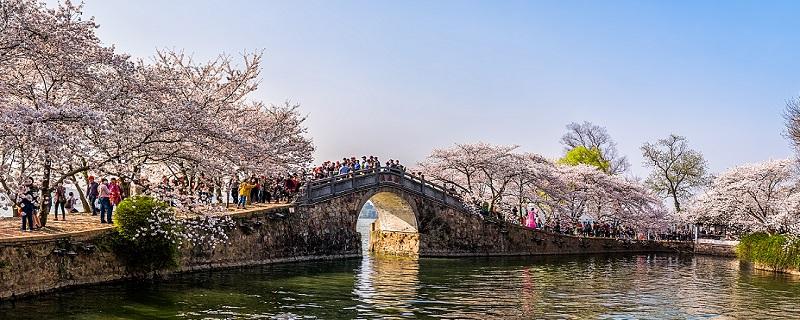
[[330, 175, 335, 197]]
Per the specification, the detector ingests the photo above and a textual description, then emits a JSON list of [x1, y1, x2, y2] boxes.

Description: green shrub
[[737, 233, 800, 271], [111, 196, 180, 274]]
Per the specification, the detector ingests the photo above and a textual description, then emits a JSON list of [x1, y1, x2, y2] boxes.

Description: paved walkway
[[0, 203, 290, 243]]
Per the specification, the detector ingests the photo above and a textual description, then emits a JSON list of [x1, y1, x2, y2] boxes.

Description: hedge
[[737, 233, 800, 271]]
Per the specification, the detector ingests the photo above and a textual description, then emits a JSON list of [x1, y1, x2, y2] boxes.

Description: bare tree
[[784, 97, 800, 151], [561, 121, 629, 174], [641, 134, 708, 212]]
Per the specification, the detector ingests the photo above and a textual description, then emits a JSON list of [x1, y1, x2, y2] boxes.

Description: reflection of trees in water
[[727, 257, 800, 318]]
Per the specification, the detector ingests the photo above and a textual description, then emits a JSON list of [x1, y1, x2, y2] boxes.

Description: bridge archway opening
[[356, 191, 419, 255], [368, 191, 418, 233]]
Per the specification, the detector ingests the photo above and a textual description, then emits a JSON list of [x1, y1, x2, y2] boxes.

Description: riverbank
[[736, 233, 800, 275]]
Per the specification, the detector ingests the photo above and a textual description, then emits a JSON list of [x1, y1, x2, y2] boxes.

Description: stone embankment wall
[[0, 206, 361, 300], [693, 240, 738, 257], [370, 208, 692, 257]]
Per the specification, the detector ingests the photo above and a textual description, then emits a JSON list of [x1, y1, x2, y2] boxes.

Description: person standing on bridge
[[339, 162, 351, 175]]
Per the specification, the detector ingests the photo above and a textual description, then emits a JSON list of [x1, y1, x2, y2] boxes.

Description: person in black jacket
[[17, 177, 39, 232]]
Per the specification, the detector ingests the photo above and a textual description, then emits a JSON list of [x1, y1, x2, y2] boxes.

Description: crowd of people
[[229, 175, 302, 209], [310, 156, 406, 179], [85, 176, 123, 224], [469, 202, 694, 241], [15, 177, 94, 231]]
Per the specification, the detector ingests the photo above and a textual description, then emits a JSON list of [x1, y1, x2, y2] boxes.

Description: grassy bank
[[737, 233, 800, 272]]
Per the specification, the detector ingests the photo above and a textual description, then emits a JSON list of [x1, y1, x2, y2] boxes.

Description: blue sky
[[73, 0, 800, 177]]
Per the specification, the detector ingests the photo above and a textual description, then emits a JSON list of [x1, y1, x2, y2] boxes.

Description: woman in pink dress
[[526, 208, 537, 229]]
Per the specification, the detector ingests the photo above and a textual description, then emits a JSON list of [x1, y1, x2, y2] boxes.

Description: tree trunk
[[73, 174, 90, 214], [78, 159, 91, 212], [39, 159, 52, 227], [121, 177, 132, 200], [214, 177, 223, 204], [672, 194, 681, 212]]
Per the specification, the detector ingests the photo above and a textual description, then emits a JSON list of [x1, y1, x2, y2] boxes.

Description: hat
[[88, 176, 95, 180]]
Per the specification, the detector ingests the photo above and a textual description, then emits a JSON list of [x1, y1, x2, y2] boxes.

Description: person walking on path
[[53, 182, 67, 221], [86, 176, 99, 216], [237, 180, 255, 209], [98, 178, 113, 224]]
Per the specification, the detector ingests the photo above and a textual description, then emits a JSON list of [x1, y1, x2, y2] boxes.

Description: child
[[66, 192, 78, 214]]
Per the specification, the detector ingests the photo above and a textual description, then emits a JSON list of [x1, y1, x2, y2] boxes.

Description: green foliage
[[641, 134, 708, 212], [737, 233, 800, 271], [558, 146, 610, 172], [112, 196, 179, 274]]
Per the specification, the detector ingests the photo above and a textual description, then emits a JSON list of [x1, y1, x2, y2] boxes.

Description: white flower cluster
[[132, 207, 181, 246], [179, 215, 235, 250], [132, 206, 235, 251]]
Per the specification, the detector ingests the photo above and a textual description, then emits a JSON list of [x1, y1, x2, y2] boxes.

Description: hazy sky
[[71, 0, 799, 178]]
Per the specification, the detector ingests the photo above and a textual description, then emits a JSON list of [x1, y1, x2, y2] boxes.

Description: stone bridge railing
[[300, 167, 464, 208]]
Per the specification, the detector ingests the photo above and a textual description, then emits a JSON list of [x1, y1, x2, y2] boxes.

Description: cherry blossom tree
[[687, 159, 800, 235], [0, 0, 132, 224], [419, 142, 668, 232], [418, 142, 518, 210], [0, 0, 314, 224]]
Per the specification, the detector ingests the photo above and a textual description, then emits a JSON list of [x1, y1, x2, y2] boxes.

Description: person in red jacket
[[109, 177, 122, 209]]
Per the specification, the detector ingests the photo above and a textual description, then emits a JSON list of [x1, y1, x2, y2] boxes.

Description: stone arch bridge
[[297, 168, 690, 257]]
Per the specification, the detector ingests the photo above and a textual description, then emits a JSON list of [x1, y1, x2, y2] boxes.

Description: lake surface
[[2, 219, 800, 319]]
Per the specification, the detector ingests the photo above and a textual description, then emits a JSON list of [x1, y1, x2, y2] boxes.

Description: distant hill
[[359, 201, 377, 219]]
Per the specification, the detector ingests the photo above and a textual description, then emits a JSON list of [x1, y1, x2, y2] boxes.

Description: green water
[[2, 221, 800, 319]]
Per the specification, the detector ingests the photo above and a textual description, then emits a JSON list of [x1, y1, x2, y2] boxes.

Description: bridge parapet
[[301, 168, 465, 209]]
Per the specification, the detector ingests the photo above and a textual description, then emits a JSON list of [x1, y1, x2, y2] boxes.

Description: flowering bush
[[112, 196, 235, 273], [113, 197, 180, 273]]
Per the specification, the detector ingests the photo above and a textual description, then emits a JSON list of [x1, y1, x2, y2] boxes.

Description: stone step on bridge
[[298, 168, 693, 257]]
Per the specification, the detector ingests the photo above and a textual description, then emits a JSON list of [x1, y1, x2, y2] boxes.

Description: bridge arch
[[358, 189, 419, 233], [353, 187, 421, 256]]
